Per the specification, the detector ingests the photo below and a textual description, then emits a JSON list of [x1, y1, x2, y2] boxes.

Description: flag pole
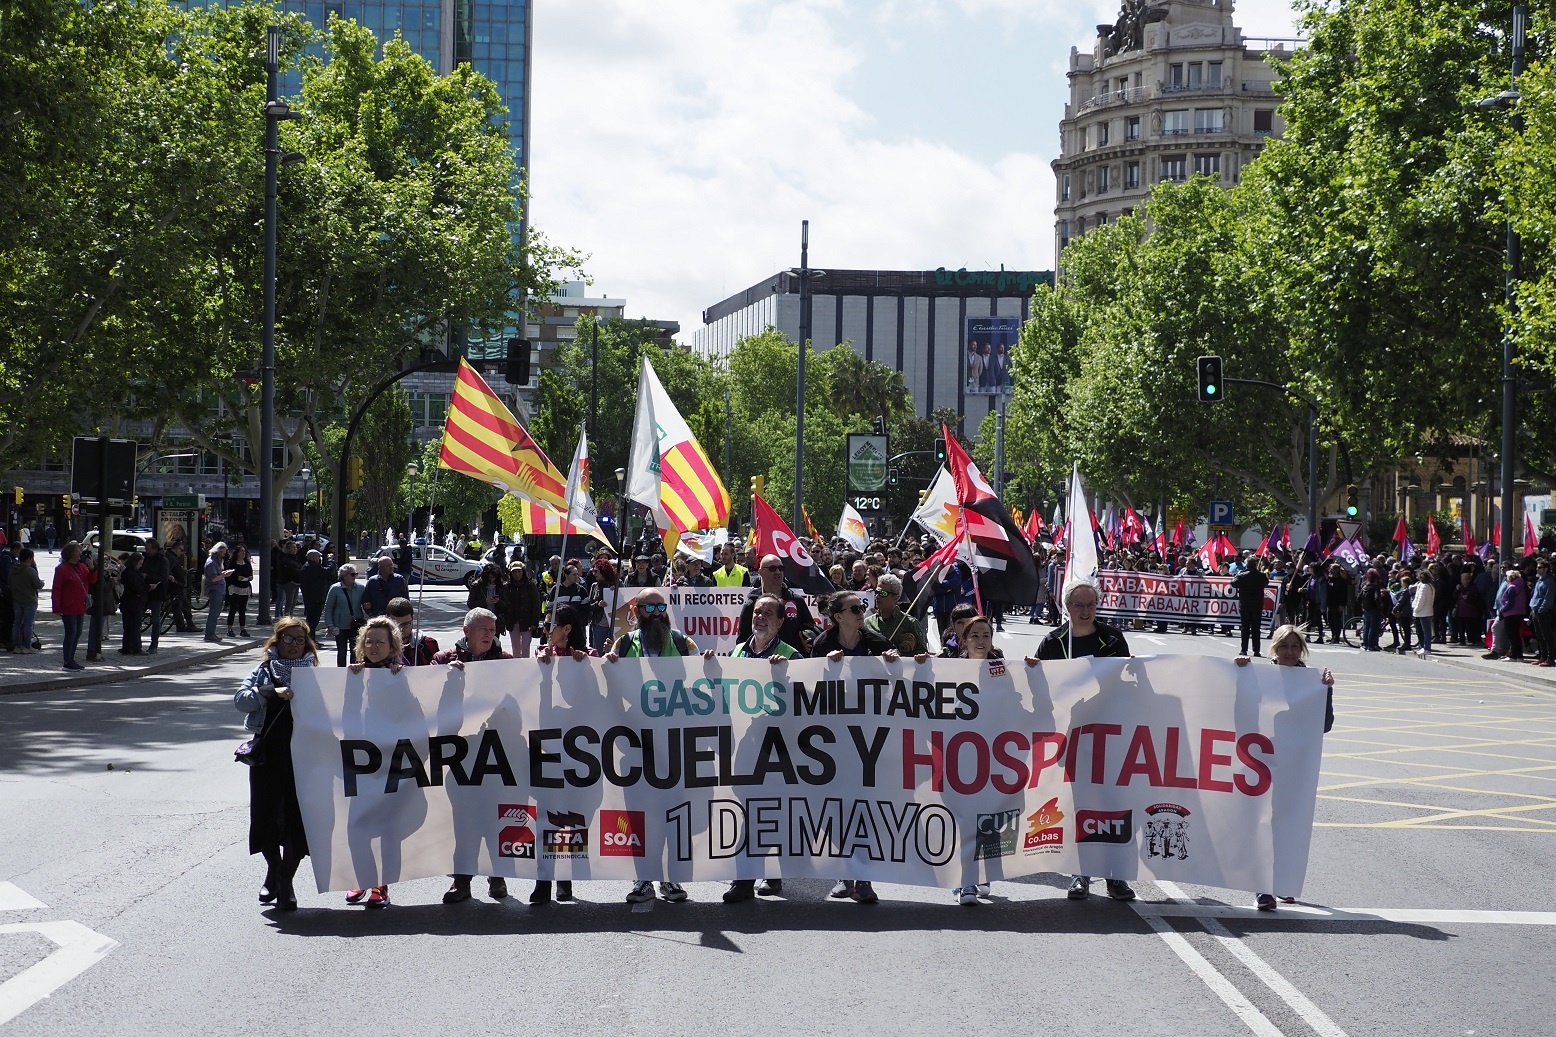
[[415, 465, 441, 656]]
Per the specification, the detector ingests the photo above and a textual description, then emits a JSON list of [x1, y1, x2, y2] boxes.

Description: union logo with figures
[[1144, 803, 1190, 861]]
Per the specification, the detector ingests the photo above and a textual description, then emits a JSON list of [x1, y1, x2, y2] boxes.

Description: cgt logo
[[497, 804, 536, 858], [974, 809, 1021, 860], [600, 810, 646, 857], [1077, 809, 1133, 844]]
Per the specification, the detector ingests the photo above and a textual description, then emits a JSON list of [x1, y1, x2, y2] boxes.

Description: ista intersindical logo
[[542, 809, 590, 859]]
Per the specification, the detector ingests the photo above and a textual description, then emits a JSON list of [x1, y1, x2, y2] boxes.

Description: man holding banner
[[737, 554, 820, 657]]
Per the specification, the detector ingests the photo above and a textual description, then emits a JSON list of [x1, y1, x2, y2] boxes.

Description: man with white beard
[[604, 588, 701, 904]]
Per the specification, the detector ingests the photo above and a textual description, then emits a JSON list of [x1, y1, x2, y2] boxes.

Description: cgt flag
[[752, 493, 834, 595], [941, 424, 1040, 605]]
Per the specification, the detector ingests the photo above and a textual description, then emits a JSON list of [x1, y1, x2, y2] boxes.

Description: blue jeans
[[1415, 616, 1433, 654], [61, 613, 83, 664], [205, 587, 226, 640], [12, 604, 36, 649], [1361, 610, 1381, 650]]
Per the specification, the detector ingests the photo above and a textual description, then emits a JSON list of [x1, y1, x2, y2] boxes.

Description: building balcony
[[1075, 85, 1153, 115], [1161, 81, 1226, 95]]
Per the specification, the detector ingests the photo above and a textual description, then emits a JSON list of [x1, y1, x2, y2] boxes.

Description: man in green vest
[[604, 587, 700, 905], [713, 543, 750, 587]]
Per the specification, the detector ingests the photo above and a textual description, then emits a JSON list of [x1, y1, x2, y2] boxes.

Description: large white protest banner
[[289, 655, 1324, 897]]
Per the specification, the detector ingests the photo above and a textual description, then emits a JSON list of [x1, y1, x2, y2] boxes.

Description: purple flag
[[1302, 533, 1322, 554]]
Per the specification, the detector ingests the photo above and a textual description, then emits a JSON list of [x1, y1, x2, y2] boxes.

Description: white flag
[[564, 425, 610, 544], [1065, 462, 1098, 589], [837, 503, 870, 551], [625, 358, 670, 531], [910, 467, 961, 545]]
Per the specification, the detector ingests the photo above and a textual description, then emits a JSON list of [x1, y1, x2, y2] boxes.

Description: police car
[[372, 542, 482, 585]]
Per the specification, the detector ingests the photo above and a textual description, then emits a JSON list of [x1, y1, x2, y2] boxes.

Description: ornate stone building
[[1052, 0, 1296, 260]]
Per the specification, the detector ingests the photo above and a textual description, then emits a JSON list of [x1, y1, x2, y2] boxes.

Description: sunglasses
[[278, 633, 306, 645], [639, 602, 668, 615], [836, 603, 865, 615], [761, 564, 783, 571]]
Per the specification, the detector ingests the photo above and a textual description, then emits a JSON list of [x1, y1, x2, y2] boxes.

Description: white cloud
[[530, 0, 1058, 338]]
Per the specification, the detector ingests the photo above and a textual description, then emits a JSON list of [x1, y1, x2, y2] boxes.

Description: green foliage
[[355, 389, 415, 536], [417, 439, 501, 532]]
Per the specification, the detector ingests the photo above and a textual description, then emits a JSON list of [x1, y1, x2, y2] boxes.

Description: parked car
[[85, 528, 159, 561], [372, 543, 482, 585]]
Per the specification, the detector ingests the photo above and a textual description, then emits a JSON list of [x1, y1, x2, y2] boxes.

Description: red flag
[[1391, 515, 1409, 546], [1525, 513, 1539, 558], [939, 423, 1040, 603], [1053, 522, 1067, 547], [1281, 524, 1292, 552], [1171, 517, 1186, 547], [1462, 516, 1477, 555], [1022, 509, 1044, 545], [1492, 521, 1502, 548], [913, 528, 967, 580], [1154, 528, 1167, 557], [940, 424, 996, 504], [1425, 515, 1441, 556], [751, 493, 833, 594], [1122, 506, 1143, 544]]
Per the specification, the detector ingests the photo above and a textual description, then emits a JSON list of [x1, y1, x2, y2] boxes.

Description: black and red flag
[[752, 493, 835, 595], [940, 424, 1041, 605]]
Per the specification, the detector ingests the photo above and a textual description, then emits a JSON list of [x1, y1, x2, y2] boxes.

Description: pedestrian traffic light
[[750, 475, 765, 499], [889, 467, 899, 487], [348, 456, 364, 491], [505, 337, 531, 385], [1197, 355, 1223, 402], [62, 494, 70, 509], [12, 487, 20, 506], [1345, 484, 1359, 518], [933, 438, 947, 464], [918, 489, 929, 507]]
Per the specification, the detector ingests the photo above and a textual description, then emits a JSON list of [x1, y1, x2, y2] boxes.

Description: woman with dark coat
[[234, 617, 320, 911], [117, 552, 148, 655], [504, 562, 543, 657]]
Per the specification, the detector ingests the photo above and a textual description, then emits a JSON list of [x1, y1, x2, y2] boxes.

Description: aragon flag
[[939, 424, 1040, 605], [438, 359, 568, 510]]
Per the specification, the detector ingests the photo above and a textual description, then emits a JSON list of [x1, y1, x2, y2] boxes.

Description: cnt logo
[[1076, 809, 1133, 844], [542, 809, 590, 859], [497, 803, 536, 859], [1144, 803, 1191, 861], [974, 809, 1021, 860], [599, 810, 646, 857], [1022, 798, 1065, 855]]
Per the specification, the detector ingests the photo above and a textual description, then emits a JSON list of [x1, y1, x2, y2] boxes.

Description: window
[[1188, 62, 1203, 88], [1195, 154, 1221, 176], [1164, 109, 1188, 135], [408, 391, 451, 429], [1254, 109, 1274, 133], [1098, 165, 1111, 193], [1126, 161, 1140, 189], [1162, 156, 1187, 181], [1169, 63, 1184, 88], [1208, 61, 1223, 87], [1059, 220, 1070, 248], [1097, 121, 1109, 146], [1061, 174, 1071, 201], [1194, 108, 1224, 133], [1125, 116, 1140, 141]]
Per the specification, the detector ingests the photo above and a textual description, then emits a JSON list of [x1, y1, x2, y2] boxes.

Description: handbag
[[234, 662, 281, 766]]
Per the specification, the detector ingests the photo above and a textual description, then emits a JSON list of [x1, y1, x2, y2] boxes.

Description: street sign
[[1209, 500, 1234, 526], [161, 494, 205, 509], [1208, 524, 1234, 536], [1336, 519, 1363, 541]]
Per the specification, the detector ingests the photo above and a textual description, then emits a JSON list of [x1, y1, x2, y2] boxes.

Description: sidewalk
[[1420, 641, 1556, 690], [1, 609, 262, 696]]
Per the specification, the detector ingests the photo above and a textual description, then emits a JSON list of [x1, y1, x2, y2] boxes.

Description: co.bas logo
[[1022, 798, 1065, 855], [1076, 808, 1133, 844], [498, 803, 536, 859], [600, 809, 646, 857]]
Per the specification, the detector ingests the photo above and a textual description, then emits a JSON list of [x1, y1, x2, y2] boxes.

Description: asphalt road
[[2, 589, 1553, 1036]]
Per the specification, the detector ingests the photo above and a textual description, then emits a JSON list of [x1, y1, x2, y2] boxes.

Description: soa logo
[[600, 809, 646, 857]]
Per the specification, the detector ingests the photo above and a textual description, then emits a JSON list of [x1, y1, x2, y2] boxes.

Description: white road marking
[[1134, 910, 1287, 1036], [0, 883, 46, 911], [1135, 903, 1556, 926], [1154, 881, 1350, 1037], [0, 920, 119, 1026], [1140, 635, 1167, 646]]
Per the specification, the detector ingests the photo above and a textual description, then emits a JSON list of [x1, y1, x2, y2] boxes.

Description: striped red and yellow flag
[[519, 501, 604, 538], [659, 439, 729, 533], [438, 360, 567, 510], [626, 357, 730, 534]]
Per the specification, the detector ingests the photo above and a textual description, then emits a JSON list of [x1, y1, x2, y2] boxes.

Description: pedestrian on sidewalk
[[203, 543, 233, 642], [226, 544, 253, 637], [8, 547, 42, 654], [0, 540, 16, 652], [141, 539, 168, 653], [235, 617, 319, 911], [51, 542, 94, 670], [117, 552, 147, 656], [322, 563, 366, 666]]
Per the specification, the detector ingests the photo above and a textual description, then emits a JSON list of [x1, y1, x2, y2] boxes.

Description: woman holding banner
[[341, 618, 404, 909], [1026, 580, 1136, 903], [1237, 624, 1334, 911], [234, 617, 320, 912]]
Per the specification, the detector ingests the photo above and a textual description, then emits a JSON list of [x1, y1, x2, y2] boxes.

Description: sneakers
[[850, 881, 878, 904], [756, 879, 783, 896], [659, 881, 688, 903], [976, 883, 990, 896], [626, 880, 655, 904], [345, 888, 368, 904], [557, 880, 573, 901], [442, 878, 472, 903], [957, 886, 977, 906], [488, 877, 508, 900], [1067, 875, 1091, 900], [1105, 879, 1136, 901], [364, 886, 389, 908], [723, 881, 756, 903], [828, 880, 855, 899], [1256, 893, 1278, 911]]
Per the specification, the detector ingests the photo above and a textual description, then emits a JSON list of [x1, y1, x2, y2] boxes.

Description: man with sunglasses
[[736, 554, 820, 655], [604, 589, 699, 904], [865, 572, 928, 656]]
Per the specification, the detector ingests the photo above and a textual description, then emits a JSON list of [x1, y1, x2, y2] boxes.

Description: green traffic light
[[1346, 505, 1358, 517], [1206, 384, 1216, 395]]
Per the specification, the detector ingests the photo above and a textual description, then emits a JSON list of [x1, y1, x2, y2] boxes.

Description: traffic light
[[12, 486, 21, 506], [918, 489, 929, 507], [62, 494, 70, 509], [873, 415, 886, 436], [505, 337, 531, 385], [348, 456, 364, 491], [345, 498, 357, 521], [933, 438, 947, 464], [1197, 355, 1224, 402], [750, 475, 765, 500], [1345, 484, 1359, 518], [889, 467, 899, 487]]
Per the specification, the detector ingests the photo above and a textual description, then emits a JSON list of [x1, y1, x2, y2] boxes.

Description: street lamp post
[[406, 462, 419, 555], [300, 467, 311, 533], [1480, 4, 1526, 553], [615, 467, 628, 554]]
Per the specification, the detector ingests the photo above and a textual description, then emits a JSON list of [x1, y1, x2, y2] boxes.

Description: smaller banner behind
[[1085, 571, 1281, 627], [290, 655, 1324, 897]]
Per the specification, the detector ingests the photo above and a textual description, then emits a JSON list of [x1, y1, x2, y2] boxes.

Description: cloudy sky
[[529, 0, 1301, 338]]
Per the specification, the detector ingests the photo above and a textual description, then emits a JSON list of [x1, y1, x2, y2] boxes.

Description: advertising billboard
[[965, 316, 1021, 395]]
